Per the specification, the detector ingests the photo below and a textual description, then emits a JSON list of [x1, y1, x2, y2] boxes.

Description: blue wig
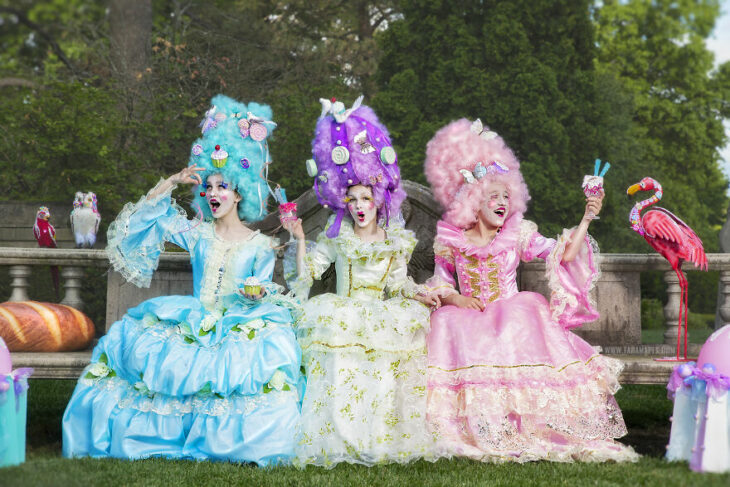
[[187, 95, 276, 222]]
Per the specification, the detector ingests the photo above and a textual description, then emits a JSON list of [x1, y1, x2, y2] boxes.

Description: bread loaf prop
[[0, 301, 94, 352]]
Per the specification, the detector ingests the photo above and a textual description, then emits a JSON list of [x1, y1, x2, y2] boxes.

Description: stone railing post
[[663, 270, 683, 345], [8, 265, 32, 301], [718, 270, 730, 326], [60, 266, 85, 311]]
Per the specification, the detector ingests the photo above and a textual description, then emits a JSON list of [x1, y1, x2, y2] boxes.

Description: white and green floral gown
[[289, 217, 436, 468]]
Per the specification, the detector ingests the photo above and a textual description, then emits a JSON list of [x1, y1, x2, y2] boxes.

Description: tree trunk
[[108, 0, 152, 87]]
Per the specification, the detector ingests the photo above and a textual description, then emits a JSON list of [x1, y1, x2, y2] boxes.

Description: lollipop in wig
[[305, 96, 406, 238], [424, 118, 530, 229]]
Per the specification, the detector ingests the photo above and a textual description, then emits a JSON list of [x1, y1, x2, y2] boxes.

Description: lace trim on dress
[[518, 220, 539, 258], [331, 217, 417, 262], [79, 373, 298, 417], [132, 313, 290, 351]]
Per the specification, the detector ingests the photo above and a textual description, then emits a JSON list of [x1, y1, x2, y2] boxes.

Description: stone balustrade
[[2, 248, 726, 383], [2, 247, 727, 341], [1, 181, 727, 383]]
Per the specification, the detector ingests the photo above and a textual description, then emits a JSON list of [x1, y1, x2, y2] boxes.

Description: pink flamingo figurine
[[627, 177, 708, 361]]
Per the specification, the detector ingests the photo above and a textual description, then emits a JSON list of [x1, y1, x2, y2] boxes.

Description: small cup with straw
[[275, 186, 297, 226], [582, 159, 610, 220]]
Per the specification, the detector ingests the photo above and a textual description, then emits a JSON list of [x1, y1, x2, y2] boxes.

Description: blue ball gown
[[62, 185, 303, 466]]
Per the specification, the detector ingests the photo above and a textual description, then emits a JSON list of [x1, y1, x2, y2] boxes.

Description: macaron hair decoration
[[306, 95, 406, 238]]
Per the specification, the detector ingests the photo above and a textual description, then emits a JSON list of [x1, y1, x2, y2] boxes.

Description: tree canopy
[[0, 0, 728, 254]]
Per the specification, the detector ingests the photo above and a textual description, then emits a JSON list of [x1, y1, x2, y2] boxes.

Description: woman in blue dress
[[62, 95, 302, 466]]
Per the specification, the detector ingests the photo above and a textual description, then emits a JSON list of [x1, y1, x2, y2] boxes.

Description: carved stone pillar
[[60, 266, 85, 311], [663, 270, 684, 345], [8, 265, 31, 301]]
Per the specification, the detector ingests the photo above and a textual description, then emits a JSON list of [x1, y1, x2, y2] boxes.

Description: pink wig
[[424, 118, 530, 229]]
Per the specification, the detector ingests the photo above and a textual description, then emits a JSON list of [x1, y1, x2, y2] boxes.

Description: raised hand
[[584, 191, 604, 221], [284, 218, 306, 241], [171, 164, 205, 186]]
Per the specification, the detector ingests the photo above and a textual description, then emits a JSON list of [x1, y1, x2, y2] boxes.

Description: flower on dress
[[247, 318, 266, 330], [199, 311, 221, 333], [134, 381, 152, 397], [141, 313, 158, 328], [86, 362, 111, 379], [268, 370, 287, 390]]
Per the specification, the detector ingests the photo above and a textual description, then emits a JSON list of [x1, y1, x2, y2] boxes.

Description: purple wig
[[309, 98, 406, 237]]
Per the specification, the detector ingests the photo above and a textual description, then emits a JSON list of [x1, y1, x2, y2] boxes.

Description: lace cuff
[[422, 275, 459, 298], [386, 276, 426, 299], [283, 240, 321, 300], [545, 228, 601, 329]]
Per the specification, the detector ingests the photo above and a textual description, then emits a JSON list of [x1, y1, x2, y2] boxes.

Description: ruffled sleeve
[[423, 221, 460, 298], [518, 220, 556, 262], [518, 220, 600, 329], [286, 230, 337, 300], [106, 180, 201, 288]]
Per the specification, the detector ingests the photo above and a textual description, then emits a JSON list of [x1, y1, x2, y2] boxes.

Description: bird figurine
[[70, 192, 101, 248], [627, 177, 708, 361], [33, 206, 60, 300]]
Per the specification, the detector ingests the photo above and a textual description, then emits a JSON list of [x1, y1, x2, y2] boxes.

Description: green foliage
[[373, 0, 640, 246], [0, 0, 728, 256], [641, 298, 664, 329], [374, 0, 729, 253], [595, 0, 730, 252]]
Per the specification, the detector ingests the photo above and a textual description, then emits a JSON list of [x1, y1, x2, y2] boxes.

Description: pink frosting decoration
[[697, 324, 730, 375], [0, 336, 10, 375]]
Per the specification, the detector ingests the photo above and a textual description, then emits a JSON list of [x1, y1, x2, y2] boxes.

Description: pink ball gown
[[426, 217, 638, 462]]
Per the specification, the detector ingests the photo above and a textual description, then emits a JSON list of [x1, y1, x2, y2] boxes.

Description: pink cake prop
[[0, 337, 10, 376], [666, 324, 730, 473]]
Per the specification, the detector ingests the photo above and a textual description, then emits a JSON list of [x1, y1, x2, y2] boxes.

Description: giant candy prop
[[666, 325, 730, 473], [0, 336, 33, 467]]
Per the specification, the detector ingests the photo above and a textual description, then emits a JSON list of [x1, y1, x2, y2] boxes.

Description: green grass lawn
[[1, 381, 728, 486], [642, 326, 716, 345]]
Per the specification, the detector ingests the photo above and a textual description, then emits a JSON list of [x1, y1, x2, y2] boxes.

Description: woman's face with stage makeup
[[205, 173, 240, 219], [479, 181, 510, 229], [345, 184, 378, 229]]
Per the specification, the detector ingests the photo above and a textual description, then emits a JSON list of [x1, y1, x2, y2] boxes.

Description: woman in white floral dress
[[285, 97, 439, 468]]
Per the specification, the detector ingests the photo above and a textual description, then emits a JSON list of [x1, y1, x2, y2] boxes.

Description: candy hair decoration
[[425, 118, 530, 228], [187, 95, 277, 222], [306, 96, 406, 238]]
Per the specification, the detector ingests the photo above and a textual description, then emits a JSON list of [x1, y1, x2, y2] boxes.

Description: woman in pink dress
[[423, 118, 638, 463]]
